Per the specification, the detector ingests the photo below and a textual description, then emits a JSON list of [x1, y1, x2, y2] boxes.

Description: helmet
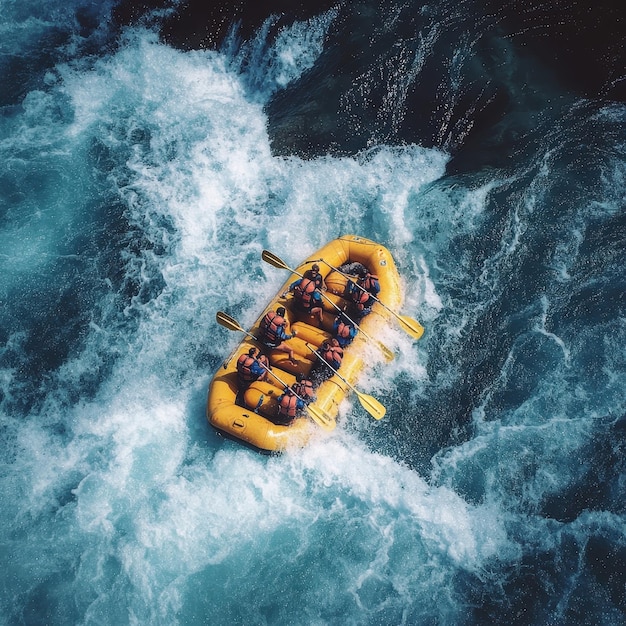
[[277, 306, 286, 317], [359, 267, 369, 278], [312, 264, 320, 272]]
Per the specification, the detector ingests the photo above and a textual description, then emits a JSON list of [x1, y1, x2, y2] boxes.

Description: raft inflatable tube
[[206, 235, 403, 453]]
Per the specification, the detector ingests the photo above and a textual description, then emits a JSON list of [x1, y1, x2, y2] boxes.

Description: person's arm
[[283, 279, 300, 297]]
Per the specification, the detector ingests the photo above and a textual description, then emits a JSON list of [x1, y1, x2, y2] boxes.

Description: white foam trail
[[0, 22, 512, 626], [534, 295, 570, 364], [230, 9, 339, 98]]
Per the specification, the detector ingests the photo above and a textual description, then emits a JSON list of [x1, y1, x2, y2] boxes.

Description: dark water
[[1, 1, 625, 624]]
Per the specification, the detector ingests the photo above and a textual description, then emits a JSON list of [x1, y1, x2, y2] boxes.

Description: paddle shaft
[[319, 259, 424, 339], [289, 266, 361, 328], [215, 313, 298, 395], [255, 360, 308, 406], [307, 343, 354, 393], [306, 343, 386, 419], [271, 253, 394, 360], [215, 311, 334, 428]]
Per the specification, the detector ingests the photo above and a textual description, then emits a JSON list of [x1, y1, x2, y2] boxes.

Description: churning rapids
[[1, 1, 624, 624]]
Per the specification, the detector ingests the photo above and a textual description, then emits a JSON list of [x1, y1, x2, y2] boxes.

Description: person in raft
[[302, 263, 325, 291], [292, 372, 316, 404], [275, 386, 306, 425], [236, 347, 268, 387], [259, 306, 297, 363], [348, 267, 380, 317], [285, 275, 324, 324], [314, 338, 344, 381], [332, 312, 357, 348]]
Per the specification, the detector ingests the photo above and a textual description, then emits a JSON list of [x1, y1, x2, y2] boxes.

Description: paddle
[[319, 259, 424, 340], [261, 250, 395, 361], [306, 343, 386, 420], [215, 311, 335, 431]]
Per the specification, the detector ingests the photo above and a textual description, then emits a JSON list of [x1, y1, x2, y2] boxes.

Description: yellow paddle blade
[[262, 249, 291, 271], [398, 314, 425, 340], [305, 341, 387, 420], [375, 340, 395, 362], [321, 256, 424, 342], [306, 405, 336, 431], [216, 311, 245, 333], [356, 391, 386, 420]]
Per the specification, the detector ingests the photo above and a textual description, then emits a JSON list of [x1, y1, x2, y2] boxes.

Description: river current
[[1, 1, 624, 624]]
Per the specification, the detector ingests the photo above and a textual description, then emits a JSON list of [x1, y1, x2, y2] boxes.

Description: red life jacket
[[260, 311, 285, 344], [293, 379, 314, 401], [351, 288, 370, 310], [320, 343, 343, 367], [236, 354, 257, 382], [278, 393, 299, 419], [294, 278, 316, 309], [336, 321, 352, 340]]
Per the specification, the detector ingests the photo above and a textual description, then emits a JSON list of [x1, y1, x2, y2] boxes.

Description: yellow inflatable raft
[[206, 235, 407, 453]]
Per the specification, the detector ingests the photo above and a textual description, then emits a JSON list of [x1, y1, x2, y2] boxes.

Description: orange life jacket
[[351, 288, 371, 310], [293, 379, 314, 402], [278, 393, 300, 419], [320, 343, 343, 367], [260, 311, 285, 344], [294, 278, 317, 309], [336, 321, 352, 340], [236, 354, 257, 382]]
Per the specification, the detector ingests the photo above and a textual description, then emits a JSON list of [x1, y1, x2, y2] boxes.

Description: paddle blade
[[356, 392, 386, 420], [398, 315, 425, 340], [306, 404, 336, 431], [216, 311, 244, 333], [377, 341, 395, 362], [261, 249, 291, 271]]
